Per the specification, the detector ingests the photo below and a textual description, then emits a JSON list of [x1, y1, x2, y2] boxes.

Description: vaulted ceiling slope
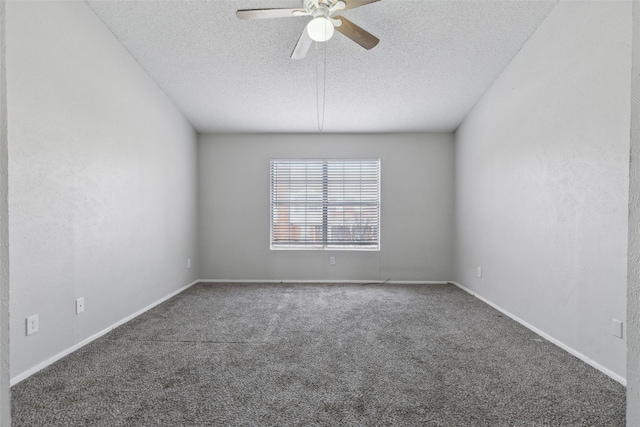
[[86, 0, 558, 134]]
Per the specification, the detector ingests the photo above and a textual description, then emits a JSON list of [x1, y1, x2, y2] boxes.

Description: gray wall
[[454, 1, 631, 381], [628, 0, 640, 423], [7, 1, 199, 379], [198, 133, 454, 282], [0, 0, 10, 424]]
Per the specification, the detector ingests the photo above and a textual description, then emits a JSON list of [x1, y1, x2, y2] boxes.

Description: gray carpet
[[12, 283, 625, 426]]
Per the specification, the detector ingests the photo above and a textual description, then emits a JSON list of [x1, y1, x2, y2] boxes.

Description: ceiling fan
[[236, 0, 381, 59]]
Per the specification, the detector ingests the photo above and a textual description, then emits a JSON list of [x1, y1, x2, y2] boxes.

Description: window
[[270, 159, 380, 250]]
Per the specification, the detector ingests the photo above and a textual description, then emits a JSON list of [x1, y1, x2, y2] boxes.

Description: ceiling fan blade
[[334, 16, 379, 50], [291, 25, 313, 59], [236, 8, 305, 20], [342, 0, 381, 12]]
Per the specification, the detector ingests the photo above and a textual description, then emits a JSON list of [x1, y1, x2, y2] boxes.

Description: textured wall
[[0, 0, 10, 424], [198, 133, 454, 282], [7, 1, 198, 379], [628, 1, 640, 424], [454, 1, 631, 381]]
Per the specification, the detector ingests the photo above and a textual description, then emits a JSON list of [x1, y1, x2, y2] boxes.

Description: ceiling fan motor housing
[[305, 0, 332, 17]]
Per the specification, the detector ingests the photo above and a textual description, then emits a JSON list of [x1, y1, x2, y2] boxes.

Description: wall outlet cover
[[26, 314, 39, 336], [612, 319, 623, 338]]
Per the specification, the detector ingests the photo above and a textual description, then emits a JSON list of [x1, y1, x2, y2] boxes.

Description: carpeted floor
[[11, 283, 625, 426]]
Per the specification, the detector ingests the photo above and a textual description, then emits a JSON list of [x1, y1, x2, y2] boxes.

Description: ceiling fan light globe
[[307, 17, 334, 42]]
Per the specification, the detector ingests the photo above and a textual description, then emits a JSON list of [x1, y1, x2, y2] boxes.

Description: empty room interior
[[1, 0, 640, 425]]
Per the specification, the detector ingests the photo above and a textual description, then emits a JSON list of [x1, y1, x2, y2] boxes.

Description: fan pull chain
[[315, 40, 327, 132]]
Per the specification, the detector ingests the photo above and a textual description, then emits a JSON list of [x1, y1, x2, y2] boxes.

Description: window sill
[[270, 246, 380, 252]]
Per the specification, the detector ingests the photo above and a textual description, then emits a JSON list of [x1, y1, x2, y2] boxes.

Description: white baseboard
[[448, 281, 626, 386], [10, 280, 199, 386], [198, 279, 448, 285], [15, 279, 622, 388]]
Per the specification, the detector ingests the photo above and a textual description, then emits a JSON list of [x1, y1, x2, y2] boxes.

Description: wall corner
[[0, 0, 11, 425], [627, 0, 640, 425]]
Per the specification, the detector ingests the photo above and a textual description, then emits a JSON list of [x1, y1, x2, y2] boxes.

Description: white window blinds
[[270, 159, 380, 249]]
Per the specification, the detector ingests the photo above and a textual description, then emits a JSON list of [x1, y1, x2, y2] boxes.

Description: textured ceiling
[[86, 0, 558, 133]]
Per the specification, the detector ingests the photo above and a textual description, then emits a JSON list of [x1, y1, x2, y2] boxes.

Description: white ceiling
[[86, 0, 558, 134]]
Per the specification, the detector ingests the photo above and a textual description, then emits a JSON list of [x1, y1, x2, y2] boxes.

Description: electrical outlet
[[76, 298, 85, 314], [477, 267, 482, 278], [330, 256, 336, 265], [612, 319, 623, 338], [26, 315, 39, 336], [187, 258, 191, 268]]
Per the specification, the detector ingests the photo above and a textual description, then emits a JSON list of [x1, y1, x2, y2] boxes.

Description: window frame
[[269, 158, 381, 251]]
